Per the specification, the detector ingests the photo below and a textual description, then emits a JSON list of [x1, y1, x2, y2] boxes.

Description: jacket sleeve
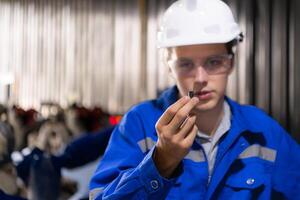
[[272, 123, 300, 199], [89, 109, 177, 200]]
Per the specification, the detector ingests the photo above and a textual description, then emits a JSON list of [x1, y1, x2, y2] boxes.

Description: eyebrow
[[177, 53, 229, 60]]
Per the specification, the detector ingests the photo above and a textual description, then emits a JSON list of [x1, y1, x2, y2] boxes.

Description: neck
[[194, 100, 225, 136]]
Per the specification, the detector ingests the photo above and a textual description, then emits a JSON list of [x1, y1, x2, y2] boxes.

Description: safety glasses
[[167, 54, 233, 76]]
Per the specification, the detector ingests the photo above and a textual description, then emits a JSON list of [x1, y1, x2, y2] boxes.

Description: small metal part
[[188, 91, 194, 98]]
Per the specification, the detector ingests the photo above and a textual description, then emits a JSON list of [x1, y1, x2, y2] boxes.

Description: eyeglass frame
[[167, 53, 234, 76]]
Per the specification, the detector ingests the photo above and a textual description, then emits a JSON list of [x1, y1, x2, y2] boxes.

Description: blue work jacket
[[90, 86, 300, 200]]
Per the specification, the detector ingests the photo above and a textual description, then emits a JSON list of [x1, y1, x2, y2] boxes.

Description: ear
[[168, 66, 176, 80], [163, 51, 175, 77], [166, 65, 177, 81]]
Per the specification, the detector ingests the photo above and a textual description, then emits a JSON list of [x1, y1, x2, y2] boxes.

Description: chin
[[194, 98, 220, 112], [195, 102, 215, 112]]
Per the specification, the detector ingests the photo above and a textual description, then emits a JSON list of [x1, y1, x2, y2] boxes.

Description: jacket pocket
[[219, 170, 270, 200], [225, 172, 267, 190]]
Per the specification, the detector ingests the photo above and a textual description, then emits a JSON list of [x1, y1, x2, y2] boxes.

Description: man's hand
[[153, 96, 199, 178]]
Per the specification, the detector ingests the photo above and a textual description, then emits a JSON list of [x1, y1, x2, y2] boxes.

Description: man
[[90, 0, 300, 199]]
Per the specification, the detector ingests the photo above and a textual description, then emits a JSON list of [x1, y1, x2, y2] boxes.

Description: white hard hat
[[157, 0, 242, 48]]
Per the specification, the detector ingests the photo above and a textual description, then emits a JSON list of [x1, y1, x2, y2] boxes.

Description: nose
[[194, 66, 208, 86]]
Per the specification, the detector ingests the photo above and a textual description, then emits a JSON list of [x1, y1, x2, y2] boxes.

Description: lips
[[195, 90, 212, 100]]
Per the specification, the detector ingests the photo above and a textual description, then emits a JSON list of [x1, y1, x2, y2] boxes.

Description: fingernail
[[183, 96, 189, 101]]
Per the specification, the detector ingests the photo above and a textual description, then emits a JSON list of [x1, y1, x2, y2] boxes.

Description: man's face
[[167, 43, 233, 112]]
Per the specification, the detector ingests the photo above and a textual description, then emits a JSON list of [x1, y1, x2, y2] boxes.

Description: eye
[[177, 59, 194, 69], [206, 57, 223, 67]]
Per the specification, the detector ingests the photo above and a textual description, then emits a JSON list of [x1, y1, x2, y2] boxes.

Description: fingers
[[176, 115, 196, 140], [154, 96, 200, 168], [156, 96, 189, 126], [168, 97, 199, 131]]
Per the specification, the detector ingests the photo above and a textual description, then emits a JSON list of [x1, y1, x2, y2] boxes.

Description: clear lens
[[168, 54, 233, 76]]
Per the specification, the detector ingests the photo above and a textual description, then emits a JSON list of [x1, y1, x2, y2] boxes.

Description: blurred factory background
[[0, 0, 300, 199]]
